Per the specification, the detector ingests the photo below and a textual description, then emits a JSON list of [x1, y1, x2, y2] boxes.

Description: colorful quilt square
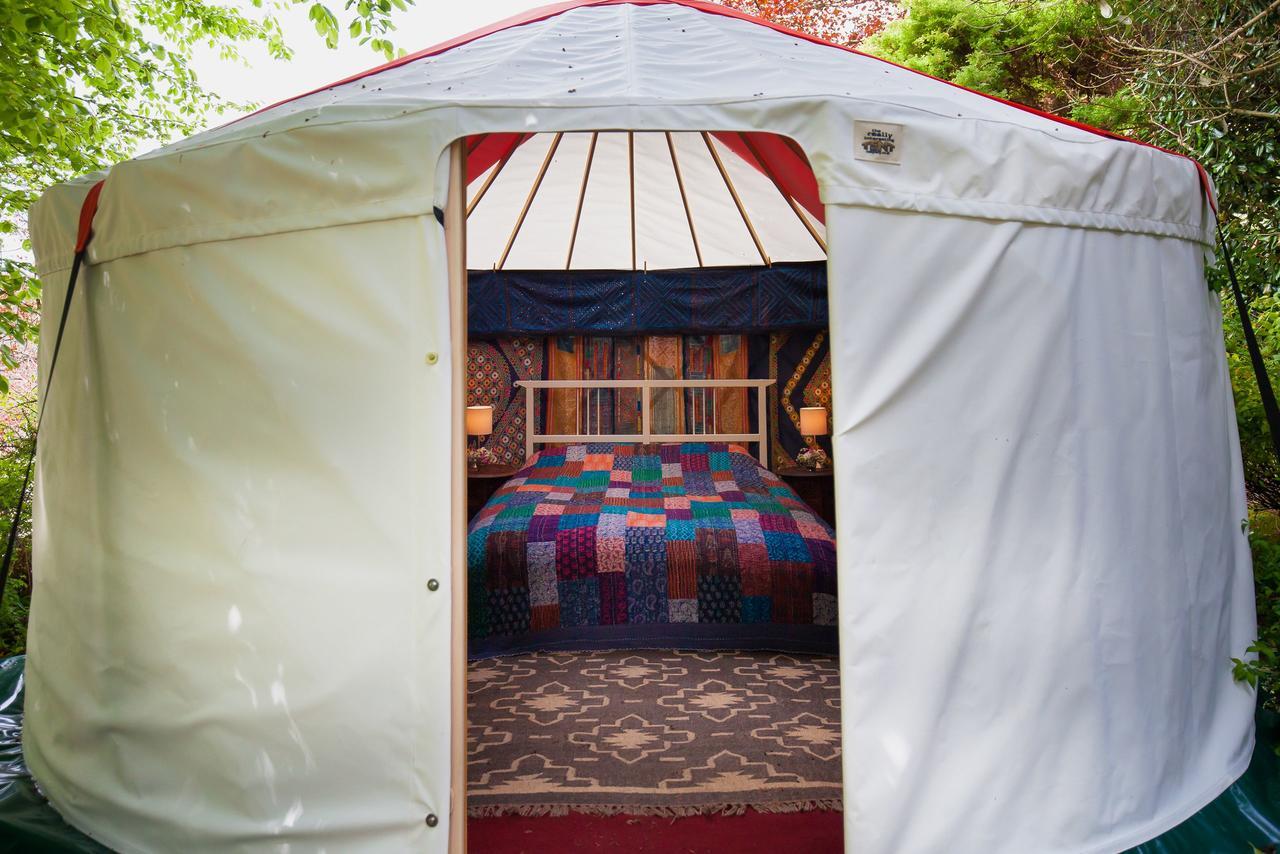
[[531, 603, 560, 631], [771, 562, 814, 624], [625, 527, 669, 624], [559, 578, 601, 626], [485, 530, 528, 589], [626, 510, 665, 528], [668, 598, 698, 623], [698, 574, 742, 623], [695, 528, 740, 577], [585, 452, 614, 470], [666, 518, 696, 540], [666, 540, 698, 599], [486, 587, 531, 636], [599, 572, 628, 625], [555, 526, 598, 580], [741, 553, 772, 596], [763, 530, 812, 562], [813, 592, 837, 626], [527, 515, 561, 544], [597, 535, 626, 574], [527, 542, 558, 606], [596, 512, 628, 540], [742, 595, 771, 623], [759, 513, 801, 534]]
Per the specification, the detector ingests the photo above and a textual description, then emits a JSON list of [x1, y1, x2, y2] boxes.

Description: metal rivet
[[425, 813, 438, 827], [427, 578, 440, 592], [425, 352, 439, 364]]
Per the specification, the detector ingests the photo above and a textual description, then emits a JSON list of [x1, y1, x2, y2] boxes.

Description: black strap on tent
[[0, 247, 88, 615], [1219, 219, 1280, 464]]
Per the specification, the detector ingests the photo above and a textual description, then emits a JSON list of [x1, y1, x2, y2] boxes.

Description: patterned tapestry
[[544, 335, 749, 438], [753, 331, 834, 470], [466, 338, 544, 466], [646, 336, 684, 435], [467, 331, 830, 469]]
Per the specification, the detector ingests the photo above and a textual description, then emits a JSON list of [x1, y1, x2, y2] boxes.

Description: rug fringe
[[468, 800, 844, 819]]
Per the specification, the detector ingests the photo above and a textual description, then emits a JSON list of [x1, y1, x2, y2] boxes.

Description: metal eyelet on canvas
[[425, 352, 439, 364], [425, 814, 438, 828], [427, 579, 440, 592]]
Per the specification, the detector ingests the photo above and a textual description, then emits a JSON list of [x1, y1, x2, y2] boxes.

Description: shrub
[[0, 421, 34, 659]]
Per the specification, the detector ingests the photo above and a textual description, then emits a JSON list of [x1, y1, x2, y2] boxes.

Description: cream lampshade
[[799, 406, 828, 437], [465, 405, 494, 437]]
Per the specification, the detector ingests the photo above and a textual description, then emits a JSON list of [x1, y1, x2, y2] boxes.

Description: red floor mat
[[468, 810, 843, 853]]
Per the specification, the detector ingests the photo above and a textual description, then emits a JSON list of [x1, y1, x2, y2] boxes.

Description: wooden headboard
[[515, 378, 776, 466]]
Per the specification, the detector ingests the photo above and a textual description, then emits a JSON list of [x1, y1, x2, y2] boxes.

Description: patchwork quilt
[[467, 443, 838, 656]]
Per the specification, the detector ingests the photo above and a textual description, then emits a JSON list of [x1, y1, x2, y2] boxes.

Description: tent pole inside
[[445, 137, 469, 853]]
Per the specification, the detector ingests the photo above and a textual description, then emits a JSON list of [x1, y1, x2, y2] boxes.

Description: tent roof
[[31, 0, 1216, 276], [231, 0, 1207, 193]]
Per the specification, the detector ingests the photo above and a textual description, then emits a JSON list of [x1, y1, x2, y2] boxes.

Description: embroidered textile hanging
[[468, 262, 827, 336]]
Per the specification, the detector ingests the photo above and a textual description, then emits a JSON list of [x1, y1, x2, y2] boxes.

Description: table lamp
[[797, 406, 830, 471], [799, 406, 828, 438], [466, 405, 495, 470]]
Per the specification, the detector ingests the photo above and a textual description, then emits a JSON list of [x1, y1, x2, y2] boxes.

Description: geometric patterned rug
[[468, 649, 843, 816]]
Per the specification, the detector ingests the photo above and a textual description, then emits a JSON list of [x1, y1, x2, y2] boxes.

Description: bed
[[467, 441, 838, 656]]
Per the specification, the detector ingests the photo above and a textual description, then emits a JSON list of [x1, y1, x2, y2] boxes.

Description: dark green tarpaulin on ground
[[0, 655, 1276, 852]]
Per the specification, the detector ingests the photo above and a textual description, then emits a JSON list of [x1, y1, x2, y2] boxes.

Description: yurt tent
[[25, 1, 1253, 852]]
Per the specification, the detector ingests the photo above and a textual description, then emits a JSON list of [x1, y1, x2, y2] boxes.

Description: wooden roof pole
[[666, 132, 704, 268], [565, 131, 599, 270], [738, 132, 827, 254], [701, 132, 770, 266], [497, 132, 563, 270]]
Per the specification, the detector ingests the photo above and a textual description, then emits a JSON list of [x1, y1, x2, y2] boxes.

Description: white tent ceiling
[[466, 130, 826, 270]]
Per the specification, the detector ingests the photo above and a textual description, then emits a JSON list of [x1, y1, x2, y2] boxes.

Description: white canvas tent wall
[[25, 1, 1254, 852]]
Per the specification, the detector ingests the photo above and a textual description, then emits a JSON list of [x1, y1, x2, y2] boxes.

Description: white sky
[[187, 0, 533, 132], [1, 1, 530, 260]]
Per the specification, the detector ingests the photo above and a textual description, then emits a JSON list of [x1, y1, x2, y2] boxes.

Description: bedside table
[[467, 462, 522, 521], [775, 465, 836, 528]]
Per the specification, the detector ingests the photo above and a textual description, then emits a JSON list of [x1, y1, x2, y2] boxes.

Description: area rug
[[467, 649, 843, 817]]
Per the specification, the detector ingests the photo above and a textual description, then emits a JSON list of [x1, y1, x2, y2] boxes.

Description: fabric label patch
[[854, 121, 903, 165]]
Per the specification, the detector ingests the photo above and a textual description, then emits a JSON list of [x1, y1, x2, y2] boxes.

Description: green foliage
[[0, 0, 415, 369], [1224, 294, 1280, 506], [0, 423, 34, 659], [1234, 512, 1280, 711], [864, 0, 1106, 112]]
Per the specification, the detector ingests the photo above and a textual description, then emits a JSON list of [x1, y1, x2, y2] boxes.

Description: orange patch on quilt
[[584, 453, 615, 471], [596, 537, 626, 573]]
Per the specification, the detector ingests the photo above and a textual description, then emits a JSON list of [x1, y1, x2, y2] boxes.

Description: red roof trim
[[231, 0, 1214, 212], [75, 180, 106, 254]]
